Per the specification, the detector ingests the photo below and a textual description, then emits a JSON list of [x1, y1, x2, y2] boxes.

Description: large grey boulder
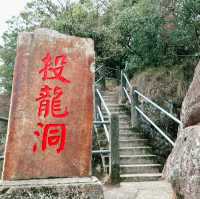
[[181, 62, 200, 128], [164, 61, 200, 199]]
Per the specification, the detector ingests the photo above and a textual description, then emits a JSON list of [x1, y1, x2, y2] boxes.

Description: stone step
[[103, 111, 126, 115], [106, 106, 123, 109], [119, 121, 130, 124], [101, 91, 118, 94], [103, 113, 129, 118], [119, 133, 144, 139], [120, 173, 162, 182], [104, 115, 130, 120], [120, 155, 158, 165], [119, 125, 131, 129], [103, 154, 158, 165], [119, 127, 134, 130], [119, 122, 130, 126], [108, 103, 124, 106], [119, 146, 152, 155], [102, 94, 118, 99], [102, 103, 120, 107], [119, 131, 143, 135], [104, 100, 118, 103], [102, 95, 118, 99], [120, 164, 162, 174], [103, 109, 123, 113], [102, 111, 125, 115], [98, 90, 163, 183], [119, 139, 148, 147], [119, 117, 131, 122]]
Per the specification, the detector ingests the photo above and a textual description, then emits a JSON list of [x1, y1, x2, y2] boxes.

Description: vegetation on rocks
[[129, 65, 194, 165]]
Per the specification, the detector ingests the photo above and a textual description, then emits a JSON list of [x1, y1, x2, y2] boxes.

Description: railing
[[95, 65, 121, 86], [94, 88, 120, 184], [0, 117, 8, 160], [120, 70, 182, 147], [0, 117, 8, 122]]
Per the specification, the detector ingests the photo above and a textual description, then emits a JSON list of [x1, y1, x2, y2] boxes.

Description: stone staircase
[[101, 89, 162, 182]]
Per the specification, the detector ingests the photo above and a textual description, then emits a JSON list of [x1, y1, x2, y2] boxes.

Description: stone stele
[[2, 29, 95, 180]]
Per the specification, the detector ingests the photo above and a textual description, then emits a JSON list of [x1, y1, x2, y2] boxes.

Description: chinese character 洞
[[36, 85, 69, 118], [33, 123, 67, 154], [39, 52, 70, 84]]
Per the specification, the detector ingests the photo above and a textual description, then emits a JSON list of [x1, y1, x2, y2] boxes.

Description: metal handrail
[[95, 70, 114, 84], [96, 89, 111, 116], [121, 71, 181, 146], [135, 106, 175, 146], [97, 106, 110, 142], [0, 117, 8, 122], [92, 150, 110, 154], [95, 65, 103, 72], [123, 87, 131, 104], [94, 86, 112, 176], [93, 121, 110, 124], [95, 76, 104, 84], [123, 73, 132, 89], [122, 72, 182, 125], [134, 90, 182, 125], [0, 117, 6, 160]]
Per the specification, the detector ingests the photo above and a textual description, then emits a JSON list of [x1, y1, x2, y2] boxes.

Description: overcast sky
[[0, 0, 80, 46], [0, 0, 29, 45]]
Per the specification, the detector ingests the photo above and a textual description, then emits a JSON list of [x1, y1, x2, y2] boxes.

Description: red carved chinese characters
[[33, 123, 67, 154], [36, 85, 69, 118], [33, 52, 70, 154], [39, 52, 71, 84]]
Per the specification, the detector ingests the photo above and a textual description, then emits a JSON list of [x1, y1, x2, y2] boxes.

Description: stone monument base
[[0, 177, 104, 199]]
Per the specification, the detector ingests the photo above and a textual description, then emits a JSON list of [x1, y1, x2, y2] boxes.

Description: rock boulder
[[164, 61, 200, 199]]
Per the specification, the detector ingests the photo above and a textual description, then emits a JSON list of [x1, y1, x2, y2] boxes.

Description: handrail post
[[116, 66, 121, 84], [95, 90, 101, 121], [102, 78, 106, 90], [131, 87, 140, 128], [110, 113, 120, 184], [120, 71, 126, 104]]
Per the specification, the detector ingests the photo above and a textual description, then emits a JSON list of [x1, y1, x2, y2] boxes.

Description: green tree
[[0, 0, 112, 93], [173, 0, 200, 58]]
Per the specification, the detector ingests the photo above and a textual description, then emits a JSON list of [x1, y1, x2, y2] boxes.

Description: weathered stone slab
[[3, 29, 95, 180], [0, 177, 104, 199]]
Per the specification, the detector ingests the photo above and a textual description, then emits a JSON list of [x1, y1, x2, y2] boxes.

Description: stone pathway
[[101, 90, 162, 182], [104, 181, 173, 199]]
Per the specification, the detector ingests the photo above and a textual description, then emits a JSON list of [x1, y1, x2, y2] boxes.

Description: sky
[[0, 0, 29, 45], [0, 0, 79, 46]]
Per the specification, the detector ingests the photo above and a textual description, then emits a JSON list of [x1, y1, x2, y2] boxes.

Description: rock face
[[181, 63, 200, 128], [2, 29, 95, 180], [164, 61, 200, 199]]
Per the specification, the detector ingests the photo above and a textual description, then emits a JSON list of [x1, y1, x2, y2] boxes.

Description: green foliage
[[113, 1, 165, 69], [173, 0, 200, 57], [0, 64, 13, 93], [0, 0, 200, 94]]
